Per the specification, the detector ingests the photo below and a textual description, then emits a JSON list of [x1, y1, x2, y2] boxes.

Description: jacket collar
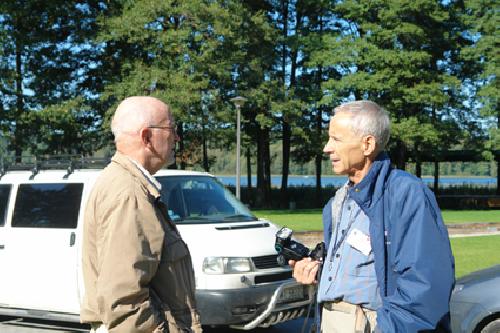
[[348, 152, 392, 210], [111, 152, 161, 199]]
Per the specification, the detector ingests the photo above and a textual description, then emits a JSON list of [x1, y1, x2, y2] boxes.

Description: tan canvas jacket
[[81, 152, 202, 333]]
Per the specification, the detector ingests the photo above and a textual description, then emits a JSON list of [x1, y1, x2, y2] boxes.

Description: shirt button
[[335, 254, 340, 258], [328, 277, 332, 281], [347, 205, 351, 211]]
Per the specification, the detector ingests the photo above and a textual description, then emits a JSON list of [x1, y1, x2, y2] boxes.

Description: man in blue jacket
[[291, 100, 454, 332]]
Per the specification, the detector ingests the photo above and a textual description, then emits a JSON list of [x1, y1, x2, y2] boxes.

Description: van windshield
[[156, 175, 257, 224]]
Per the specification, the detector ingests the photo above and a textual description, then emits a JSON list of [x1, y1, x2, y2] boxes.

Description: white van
[[0, 160, 313, 329]]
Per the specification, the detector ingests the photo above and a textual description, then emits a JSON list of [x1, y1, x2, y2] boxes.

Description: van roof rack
[[0, 155, 111, 180]]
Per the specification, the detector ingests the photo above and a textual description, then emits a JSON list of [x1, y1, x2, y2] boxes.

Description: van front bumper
[[196, 280, 313, 328]]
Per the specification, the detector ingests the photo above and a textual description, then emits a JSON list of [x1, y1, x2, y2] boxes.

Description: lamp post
[[230, 96, 247, 199]]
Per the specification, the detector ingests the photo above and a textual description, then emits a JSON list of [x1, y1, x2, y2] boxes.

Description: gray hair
[[333, 100, 390, 150]]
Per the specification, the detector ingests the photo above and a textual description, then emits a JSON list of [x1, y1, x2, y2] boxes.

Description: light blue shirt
[[317, 195, 381, 310]]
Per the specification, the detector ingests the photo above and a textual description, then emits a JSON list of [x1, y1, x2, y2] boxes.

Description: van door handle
[[69, 232, 76, 247]]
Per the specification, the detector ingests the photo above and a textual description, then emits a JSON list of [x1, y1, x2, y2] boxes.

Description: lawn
[[254, 209, 324, 231], [253, 209, 500, 231], [253, 209, 500, 277], [451, 235, 500, 277]]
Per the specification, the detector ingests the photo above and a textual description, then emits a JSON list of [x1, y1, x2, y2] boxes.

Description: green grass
[[254, 209, 324, 231], [441, 210, 500, 224], [253, 209, 500, 231], [253, 209, 500, 278], [451, 235, 500, 277]]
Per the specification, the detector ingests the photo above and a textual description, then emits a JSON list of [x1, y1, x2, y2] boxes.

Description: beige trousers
[[321, 301, 377, 333]]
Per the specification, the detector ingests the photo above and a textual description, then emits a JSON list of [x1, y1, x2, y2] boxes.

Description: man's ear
[[140, 128, 152, 146], [362, 135, 377, 156]]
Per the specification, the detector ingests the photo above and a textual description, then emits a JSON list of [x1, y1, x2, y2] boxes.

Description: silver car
[[450, 265, 500, 333]]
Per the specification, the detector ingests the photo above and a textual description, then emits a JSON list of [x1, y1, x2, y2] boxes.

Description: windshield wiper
[[180, 216, 213, 222], [222, 214, 257, 221]]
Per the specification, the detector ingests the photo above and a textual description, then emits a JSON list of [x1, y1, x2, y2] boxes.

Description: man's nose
[[323, 140, 334, 153]]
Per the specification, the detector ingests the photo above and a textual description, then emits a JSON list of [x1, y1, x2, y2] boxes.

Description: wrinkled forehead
[[152, 103, 174, 124], [328, 112, 356, 134]]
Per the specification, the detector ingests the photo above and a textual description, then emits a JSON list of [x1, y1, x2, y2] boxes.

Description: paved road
[[0, 316, 313, 333]]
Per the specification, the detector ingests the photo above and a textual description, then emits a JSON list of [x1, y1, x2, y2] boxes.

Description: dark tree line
[[0, 0, 497, 207]]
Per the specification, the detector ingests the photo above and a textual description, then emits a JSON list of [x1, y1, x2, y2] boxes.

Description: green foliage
[[0, 0, 106, 155], [461, 0, 499, 118], [0, 0, 497, 201], [318, 0, 466, 158]]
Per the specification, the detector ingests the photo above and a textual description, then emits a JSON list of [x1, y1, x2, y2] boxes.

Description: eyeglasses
[[148, 125, 177, 133]]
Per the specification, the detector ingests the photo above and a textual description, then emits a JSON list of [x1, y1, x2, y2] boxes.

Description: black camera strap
[[327, 207, 359, 270], [301, 286, 319, 333]]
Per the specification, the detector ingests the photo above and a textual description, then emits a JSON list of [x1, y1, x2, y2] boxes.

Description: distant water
[[215, 175, 497, 188]]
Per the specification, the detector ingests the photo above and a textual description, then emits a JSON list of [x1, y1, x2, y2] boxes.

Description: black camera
[[274, 227, 325, 266]]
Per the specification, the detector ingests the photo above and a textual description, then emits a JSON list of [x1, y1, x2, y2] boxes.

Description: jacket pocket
[[348, 252, 376, 277], [161, 238, 189, 263]]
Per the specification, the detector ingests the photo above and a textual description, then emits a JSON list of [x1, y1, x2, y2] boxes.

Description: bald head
[[110, 96, 178, 173], [111, 96, 170, 143]]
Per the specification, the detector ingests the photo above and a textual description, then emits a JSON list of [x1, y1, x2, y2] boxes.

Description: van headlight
[[203, 257, 253, 274]]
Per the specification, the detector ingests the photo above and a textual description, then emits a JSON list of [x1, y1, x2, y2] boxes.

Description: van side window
[[12, 183, 83, 229], [0, 184, 11, 227]]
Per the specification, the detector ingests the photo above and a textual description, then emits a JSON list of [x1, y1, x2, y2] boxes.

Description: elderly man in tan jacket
[[81, 96, 202, 333]]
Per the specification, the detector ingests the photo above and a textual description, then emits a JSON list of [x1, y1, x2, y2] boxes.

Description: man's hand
[[289, 257, 319, 285]]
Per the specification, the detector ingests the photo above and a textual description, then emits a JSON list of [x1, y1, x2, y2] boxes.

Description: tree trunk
[[393, 140, 406, 170], [247, 147, 252, 190], [14, 33, 24, 162], [177, 122, 185, 170], [202, 123, 209, 172], [415, 143, 421, 178], [279, 0, 290, 208], [315, 104, 323, 206], [434, 160, 439, 195], [315, 153, 322, 206], [497, 109, 499, 195], [263, 128, 272, 207], [256, 125, 272, 208], [315, 14, 325, 206], [256, 125, 265, 207], [495, 152, 499, 195], [280, 122, 291, 208]]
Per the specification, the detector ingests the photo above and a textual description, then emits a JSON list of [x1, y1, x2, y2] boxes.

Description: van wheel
[[481, 318, 500, 333]]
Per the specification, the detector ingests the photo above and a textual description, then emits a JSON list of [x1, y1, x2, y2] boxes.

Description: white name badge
[[346, 228, 372, 256]]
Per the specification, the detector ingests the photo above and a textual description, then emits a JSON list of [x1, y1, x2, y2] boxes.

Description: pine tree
[[0, 1, 103, 157]]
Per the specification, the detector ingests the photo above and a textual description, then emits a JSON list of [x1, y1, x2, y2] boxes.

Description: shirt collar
[[127, 157, 162, 192]]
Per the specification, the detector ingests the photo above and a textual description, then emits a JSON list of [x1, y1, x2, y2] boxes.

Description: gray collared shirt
[[318, 195, 381, 310], [128, 157, 162, 192]]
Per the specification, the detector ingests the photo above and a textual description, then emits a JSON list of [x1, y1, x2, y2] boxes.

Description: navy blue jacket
[[322, 154, 455, 332]]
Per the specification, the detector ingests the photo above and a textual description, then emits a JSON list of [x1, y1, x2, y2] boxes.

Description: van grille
[[252, 255, 280, 269], [254, 272, 293, 284]]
